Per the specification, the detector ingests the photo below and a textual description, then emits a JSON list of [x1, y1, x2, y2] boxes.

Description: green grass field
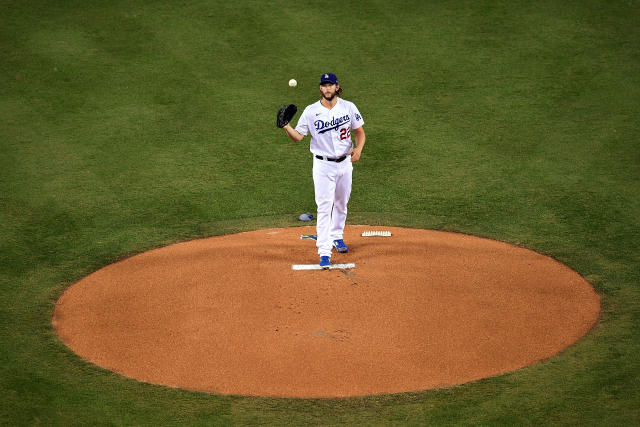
[[2, 0, 639, 424]]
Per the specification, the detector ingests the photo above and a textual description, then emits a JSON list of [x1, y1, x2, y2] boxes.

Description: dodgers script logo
[[315, 115, 351, 134]]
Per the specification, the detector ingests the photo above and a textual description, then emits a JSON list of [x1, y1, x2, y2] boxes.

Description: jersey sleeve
[[349, 102, 364, 129], [294, 107, 310, 136]]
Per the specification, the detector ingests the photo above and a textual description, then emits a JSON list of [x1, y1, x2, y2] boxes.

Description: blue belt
[[315, 155, 347, 163]]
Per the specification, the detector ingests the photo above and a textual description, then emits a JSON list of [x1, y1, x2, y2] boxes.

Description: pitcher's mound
[[53, 226, 600, 398]]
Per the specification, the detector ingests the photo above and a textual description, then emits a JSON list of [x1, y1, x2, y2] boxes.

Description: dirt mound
[[53, 226, 600, 398]]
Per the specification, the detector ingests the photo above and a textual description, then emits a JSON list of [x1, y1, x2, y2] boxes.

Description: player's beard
[[322, 91, 336, 101]]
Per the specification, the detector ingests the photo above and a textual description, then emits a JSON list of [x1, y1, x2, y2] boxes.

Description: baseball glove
[[276, 104, 297, 128]]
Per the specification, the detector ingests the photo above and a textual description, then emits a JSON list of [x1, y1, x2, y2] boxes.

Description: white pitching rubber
[[292, 263, 356, 271], [361, 231, 391, 237]]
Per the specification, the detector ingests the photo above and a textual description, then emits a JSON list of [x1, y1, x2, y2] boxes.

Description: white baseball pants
[[313, 156, 353, 257]]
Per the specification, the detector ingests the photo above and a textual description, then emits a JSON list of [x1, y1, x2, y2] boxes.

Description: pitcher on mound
[[280, 73, 366, 269]]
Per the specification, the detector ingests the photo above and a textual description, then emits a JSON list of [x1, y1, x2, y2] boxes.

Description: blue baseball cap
[[320, 73, 338, 85]]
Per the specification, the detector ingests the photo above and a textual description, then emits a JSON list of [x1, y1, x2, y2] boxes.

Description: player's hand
[[349, 147, 362, 162], [276, 104, 297, 128]]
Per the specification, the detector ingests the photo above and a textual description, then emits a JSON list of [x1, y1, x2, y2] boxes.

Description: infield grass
[[2, 0, 639, 424]]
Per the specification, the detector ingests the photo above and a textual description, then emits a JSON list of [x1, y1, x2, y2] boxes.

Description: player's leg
[[330, 160, 353, 245], [313, 158, 337, 258]]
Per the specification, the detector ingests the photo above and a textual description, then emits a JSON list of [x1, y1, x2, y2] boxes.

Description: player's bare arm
[[283, 124, 305, 142], [349, 126, 366, 162]]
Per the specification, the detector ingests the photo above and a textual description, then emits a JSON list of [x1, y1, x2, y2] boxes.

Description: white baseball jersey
[[295, 98, 364, 158]]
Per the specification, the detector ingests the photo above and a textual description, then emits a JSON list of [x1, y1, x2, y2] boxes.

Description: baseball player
[[279, 73, 366, 269]]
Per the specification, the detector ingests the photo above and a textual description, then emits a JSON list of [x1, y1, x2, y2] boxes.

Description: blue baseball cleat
[[319, 256, 331, 269], [333, 239, 349, 253]]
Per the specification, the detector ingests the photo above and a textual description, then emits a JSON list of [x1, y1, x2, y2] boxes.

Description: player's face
[[320, 83, 338, 101]]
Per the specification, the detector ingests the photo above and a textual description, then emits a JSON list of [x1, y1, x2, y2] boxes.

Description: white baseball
[[288, 78, 297, 87]]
